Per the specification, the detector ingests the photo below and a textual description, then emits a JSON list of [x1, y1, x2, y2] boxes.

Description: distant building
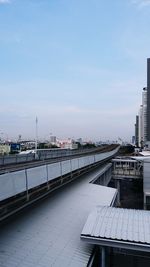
[[19, 141, 36, 150], [0, 144, 10, 155], [137, 88, 147, 147], [142, 87, 147, 143], [18, 134, 22, 143], [58, 138, 78, 149], [132, 136, 135, 145], [138, 105, 143, 147], [135, 115, 139, 147], [50, 135, 56, 144], [10, 143, 21, 153], [134, 85, 147, 148], [147, 58, 150, 142], [76, 138, 83, 145]]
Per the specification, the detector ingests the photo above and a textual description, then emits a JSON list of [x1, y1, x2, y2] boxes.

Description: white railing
[[0, 148, 119, 202]]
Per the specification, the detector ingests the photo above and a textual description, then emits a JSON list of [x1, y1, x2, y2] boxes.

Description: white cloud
[[0, 0, 10, 4], [132, 0, 150, 8]]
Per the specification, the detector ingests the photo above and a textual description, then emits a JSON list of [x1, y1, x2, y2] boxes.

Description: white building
[[142, 87, 147, 144], [58, 138, 78, 149], [138, 105, 143, 147], [0, 144, 10, 155], [50, 135, 57, 144], [137, 87, 147, 148]]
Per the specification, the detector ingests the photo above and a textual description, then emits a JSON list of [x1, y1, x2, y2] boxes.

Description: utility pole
[[35, 116, 38, 150]]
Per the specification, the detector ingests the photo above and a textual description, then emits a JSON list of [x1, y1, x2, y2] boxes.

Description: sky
[[0, 0, 150, 142]]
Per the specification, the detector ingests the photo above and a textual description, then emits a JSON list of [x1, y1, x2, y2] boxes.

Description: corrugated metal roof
[[81, 206, 150, 246], [0, 167, 116, 267], [131, 156, 150, 162]]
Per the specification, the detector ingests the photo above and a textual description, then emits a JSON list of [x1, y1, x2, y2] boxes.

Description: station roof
[[131, 156, 150, 162], [139, 151, 150, 157], [81, 206, 150, 252], [0, 167, 116, 267], [112, 158, 137, 163]]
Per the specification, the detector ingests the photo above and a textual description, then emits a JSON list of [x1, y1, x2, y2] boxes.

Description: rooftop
[[0, 166, 116, 267], [81, 206, 150, 252]]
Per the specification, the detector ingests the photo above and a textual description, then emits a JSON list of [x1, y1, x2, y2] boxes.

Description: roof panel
[[0, 167, 116, 267], [81, 206, 150, 248]]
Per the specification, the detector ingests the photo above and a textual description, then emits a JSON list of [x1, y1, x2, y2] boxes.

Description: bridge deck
[[0, 166, 116, 267]]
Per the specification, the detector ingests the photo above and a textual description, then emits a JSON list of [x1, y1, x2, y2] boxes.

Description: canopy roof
[[81, 206, 150, 252]]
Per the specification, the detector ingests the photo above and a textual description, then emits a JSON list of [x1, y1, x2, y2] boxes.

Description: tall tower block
[[147, 58, 150, 141]]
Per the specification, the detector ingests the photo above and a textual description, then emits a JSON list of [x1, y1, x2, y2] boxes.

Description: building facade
[[50, 135, 57, 144], [138, 105, 143, 147], [135, 115, 139, 147], [147, 58, 150, 141], [137, 87, 148, 147], [142, 87, 147, 143]]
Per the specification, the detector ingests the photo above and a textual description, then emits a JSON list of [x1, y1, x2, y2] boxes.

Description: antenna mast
[[35, 116, 38, 150]]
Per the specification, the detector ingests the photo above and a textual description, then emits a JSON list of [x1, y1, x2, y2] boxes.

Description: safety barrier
[[0, 148, 119, 202], [0, 147, 114, 166], [0, 153, 35, 166]]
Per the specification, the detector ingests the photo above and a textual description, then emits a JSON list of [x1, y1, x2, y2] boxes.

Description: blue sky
[[0, 0, 150, 141]]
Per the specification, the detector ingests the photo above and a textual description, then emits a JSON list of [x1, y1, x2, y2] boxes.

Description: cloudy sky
[[0, 0, 150, 141]]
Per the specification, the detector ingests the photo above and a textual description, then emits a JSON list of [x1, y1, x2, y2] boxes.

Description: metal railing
[[0, 148, 119, 202]]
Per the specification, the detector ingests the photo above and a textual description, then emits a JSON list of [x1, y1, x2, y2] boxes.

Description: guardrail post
[[78, 158, 80, 174], [70, 159, 72, 178], [25, 169, 29, 201], [46, 164, 49, 189], [60, 161, 63, 184]]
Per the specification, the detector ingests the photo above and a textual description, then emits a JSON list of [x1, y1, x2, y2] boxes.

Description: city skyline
[[1, 0, 150, 140]]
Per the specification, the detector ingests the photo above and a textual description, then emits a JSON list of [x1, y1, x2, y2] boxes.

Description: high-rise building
[[142, 87, 147, 143], [50, 135, 56, 143], [134, 60, 149, 148], [134, 87, 147, 147], [135, 115, 139, 147], [132, 135, 135, 145], [138, 105, 143, 147], [136, 88, 147, 147], [147, 58, 150, 141]]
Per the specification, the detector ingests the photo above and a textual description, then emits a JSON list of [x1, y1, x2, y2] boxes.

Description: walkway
[[0, 166, 116, 267]]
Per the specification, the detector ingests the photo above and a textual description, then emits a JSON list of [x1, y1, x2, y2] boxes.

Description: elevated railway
[[0, 144, 118, 174], [0, 146, 119, 222]]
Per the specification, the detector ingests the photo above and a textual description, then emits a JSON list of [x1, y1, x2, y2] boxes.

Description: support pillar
[[25, 169, 29, 201], [144, 193, 147, 210], [100, 246, 106, 267]]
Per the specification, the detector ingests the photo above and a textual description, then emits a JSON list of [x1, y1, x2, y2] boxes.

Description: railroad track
[[0, 145, 118, 174]]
